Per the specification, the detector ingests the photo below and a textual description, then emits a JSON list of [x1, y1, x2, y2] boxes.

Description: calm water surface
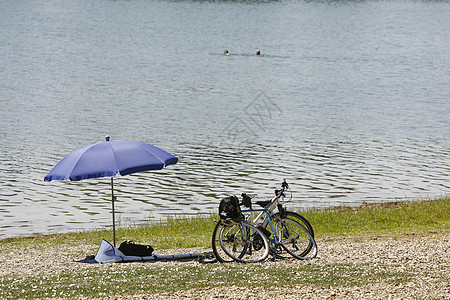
[[1, 0, 449, 239]]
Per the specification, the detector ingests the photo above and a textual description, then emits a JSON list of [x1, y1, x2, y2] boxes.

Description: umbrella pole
[[111, 177, 116, 247]]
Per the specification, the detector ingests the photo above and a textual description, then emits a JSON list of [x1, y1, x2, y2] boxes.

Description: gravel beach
[[1, 231, 448, 299]]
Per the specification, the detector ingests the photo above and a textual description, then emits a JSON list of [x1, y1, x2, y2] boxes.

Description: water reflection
[[1, 0, 449, 240]]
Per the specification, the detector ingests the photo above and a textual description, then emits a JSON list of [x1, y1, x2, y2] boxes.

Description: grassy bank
[[4, 197, 447, 250], [119, 197, 449, 249], [302, 197, 449, 237], [0, 198, 448, 299]]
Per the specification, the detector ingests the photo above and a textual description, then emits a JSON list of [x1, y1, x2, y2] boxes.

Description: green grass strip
[[301, 197, 449, 237], [1, 198, 448, 249]]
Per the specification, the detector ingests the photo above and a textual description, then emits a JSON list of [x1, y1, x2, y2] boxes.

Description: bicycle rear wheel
[[212, 219, 235, 263], [219, 222, 269, 263], [275, 218, 317, 260]]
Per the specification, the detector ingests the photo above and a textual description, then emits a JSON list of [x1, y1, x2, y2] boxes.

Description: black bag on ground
[[218, 195, 241, 221], [118, 241, 154, 256]]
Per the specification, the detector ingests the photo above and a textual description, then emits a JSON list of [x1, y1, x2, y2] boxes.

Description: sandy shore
[[1, 231, 448, 299]]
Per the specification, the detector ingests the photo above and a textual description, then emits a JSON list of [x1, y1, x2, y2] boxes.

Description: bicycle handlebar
[[241, 180, 290, 203], [275, 179, 289, 197]]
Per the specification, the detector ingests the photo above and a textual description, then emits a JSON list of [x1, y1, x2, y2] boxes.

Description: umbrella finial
[[105, 136, 110, 141]]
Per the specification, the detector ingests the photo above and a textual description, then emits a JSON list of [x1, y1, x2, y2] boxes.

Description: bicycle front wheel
[[275, 218, 317, 260], [219, 222, 269, 263], [267, 211, 314, 258], [212, 219, 235, 263]]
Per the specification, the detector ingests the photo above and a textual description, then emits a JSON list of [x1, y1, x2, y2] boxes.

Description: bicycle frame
[[241, 208, 280, 246], [242, 188, 285, 229]]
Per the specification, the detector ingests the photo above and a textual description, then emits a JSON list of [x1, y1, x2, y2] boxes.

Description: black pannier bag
[[118, 241, 154, 256], [218, 195, 241, 222]]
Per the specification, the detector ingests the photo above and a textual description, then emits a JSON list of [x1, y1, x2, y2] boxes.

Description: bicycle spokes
[[276, 218, 317, 260], [219, 222, 269, 263]]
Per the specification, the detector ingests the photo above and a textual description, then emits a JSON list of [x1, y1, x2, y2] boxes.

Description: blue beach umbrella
[[44, 136, 178, 246]]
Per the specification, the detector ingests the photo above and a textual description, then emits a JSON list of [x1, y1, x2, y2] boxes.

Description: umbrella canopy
[[44, 137, 178, 246]]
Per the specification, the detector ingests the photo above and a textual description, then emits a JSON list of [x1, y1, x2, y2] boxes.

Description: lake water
[[1, 0, 449, 240]]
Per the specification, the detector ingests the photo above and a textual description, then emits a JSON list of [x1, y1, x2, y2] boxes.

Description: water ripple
[[1, 0, 449, 239]]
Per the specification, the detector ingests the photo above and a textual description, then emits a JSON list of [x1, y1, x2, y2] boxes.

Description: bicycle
[[212, 180, 317, 263]]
